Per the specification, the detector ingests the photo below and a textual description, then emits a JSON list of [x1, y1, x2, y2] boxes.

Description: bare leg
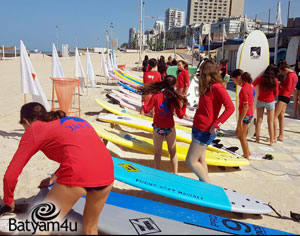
[[153, 130, 164, 170], [83, 184, 113, 235], [255, 107, 264, 143], [297, 91, 300, 117], [237, 122, 250, 159], [274, 101, 285, 142], [266, 109, 275, 145], [278, 103, 287, 141], [293, 90, 299, 117], [185, 141, 211, 183], [165, 127, 178, 174]]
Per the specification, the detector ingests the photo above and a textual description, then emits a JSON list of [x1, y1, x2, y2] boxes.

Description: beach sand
[[0, 51, 300, 234]]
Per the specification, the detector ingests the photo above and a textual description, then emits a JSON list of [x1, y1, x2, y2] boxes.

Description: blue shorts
[[192, 127, 217, 146], [240, 115, 253, 124], [256, 100, 276, 110]]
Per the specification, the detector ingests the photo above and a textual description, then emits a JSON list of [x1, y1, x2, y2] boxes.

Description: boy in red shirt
[[232, 70, 255, 160]]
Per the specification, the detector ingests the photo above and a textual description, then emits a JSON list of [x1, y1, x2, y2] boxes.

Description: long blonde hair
[[198, 59, 223, 96]]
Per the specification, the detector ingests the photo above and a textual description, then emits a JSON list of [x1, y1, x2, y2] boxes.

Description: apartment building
[[187, 0, 244, 25], [165, 8, 185, 30]]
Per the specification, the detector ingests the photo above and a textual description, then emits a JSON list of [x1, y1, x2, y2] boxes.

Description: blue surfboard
[[118, 81, 139, 93], [112, 157, 272, 215]]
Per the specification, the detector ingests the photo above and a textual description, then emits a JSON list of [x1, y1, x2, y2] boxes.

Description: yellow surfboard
[[91, 122, 249, 167]]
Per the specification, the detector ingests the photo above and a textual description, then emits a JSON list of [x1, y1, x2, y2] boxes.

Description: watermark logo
[[8, 202, 77, 234]]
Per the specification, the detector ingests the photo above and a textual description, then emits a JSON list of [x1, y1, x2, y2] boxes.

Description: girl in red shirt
[[232, 70, 255, 160], [186, 60, 234, 183], [138, 75, 187, 174], [176, 60, 190, 97], [252, 64, 279, 145], [274, 61, 299, 141], [1, 102, 114, 235]]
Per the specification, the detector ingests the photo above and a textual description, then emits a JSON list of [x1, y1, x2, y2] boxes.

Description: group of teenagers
[[0, 56, 298, 235]]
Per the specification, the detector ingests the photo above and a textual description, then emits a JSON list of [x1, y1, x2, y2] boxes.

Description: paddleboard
[[97, 113, 237, 155], [95, 97, 192, 133], [118, 69, 143, 83], [112, 156, 271, 214], [91, 121, 249, 167], [236, 31, 270, 137], [118, 86, 141, 100], [114, 70, 143, 86], [167, 65, 197, 82], [286, 37, 299, 69]]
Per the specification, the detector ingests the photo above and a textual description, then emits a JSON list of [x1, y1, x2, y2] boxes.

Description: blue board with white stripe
[[112, 157, 272, 215]]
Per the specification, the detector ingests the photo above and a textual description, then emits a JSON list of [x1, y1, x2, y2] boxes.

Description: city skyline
[[0, 0, 298, 51]]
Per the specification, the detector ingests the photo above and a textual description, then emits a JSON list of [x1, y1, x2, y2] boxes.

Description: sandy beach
[[0, 51, 300, 234]]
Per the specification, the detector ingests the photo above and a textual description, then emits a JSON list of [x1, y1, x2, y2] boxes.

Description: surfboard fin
[[227, 147, 239, 153]]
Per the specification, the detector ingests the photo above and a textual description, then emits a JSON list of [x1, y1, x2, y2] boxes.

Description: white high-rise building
[[154, 21, 165, 34], [129, 28, 137, 44], [165, 9, 185, 30]]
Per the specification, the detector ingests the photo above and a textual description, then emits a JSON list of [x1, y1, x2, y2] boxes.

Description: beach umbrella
[[20, 40, 50, 111], [74, 47, 86, 91], [107, 51, 113, 72], [86, 48, 95, 88], [274, 2, 282, 64], [52, 43, 64, 78]]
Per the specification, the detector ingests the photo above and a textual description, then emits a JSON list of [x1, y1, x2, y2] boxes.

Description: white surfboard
[[236, 31, 270, 137], [187, 76, 199, 108], [286, 37, 299, 69]]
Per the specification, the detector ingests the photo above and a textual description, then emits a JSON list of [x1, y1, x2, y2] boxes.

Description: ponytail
[[148, 58, 157, 71], [137, 75, 187, 109], [20, 102, 66, 125]]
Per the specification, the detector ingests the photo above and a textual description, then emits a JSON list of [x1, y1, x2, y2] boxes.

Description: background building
[[165, 8, 185, 30], [187, 0, 245, 25]]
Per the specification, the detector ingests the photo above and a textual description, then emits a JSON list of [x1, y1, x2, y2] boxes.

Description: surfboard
[[90, 121, 249, 167], [108, 91, 194, 127], [187, 75, 199, 108], [286, 37, 299, 69], [110, 72, 140, 88], [95, 97, 192, 133], [167, 65, 198, 82], [236, 31, 270, 137], [97, 113, 236, 155], [118, 81, 139, 93], [114, 70, 143, 86], [118, 86, 141, 100], [23, 188, 291, 235], [118, 69, 143, 83], [112, 156, 271, 214]]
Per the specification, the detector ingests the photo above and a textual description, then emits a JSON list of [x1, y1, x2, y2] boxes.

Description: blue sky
[[0, 0, 298, 52]]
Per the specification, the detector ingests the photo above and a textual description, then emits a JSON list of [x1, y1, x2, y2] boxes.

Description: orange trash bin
[[50, 77, 81, 117]]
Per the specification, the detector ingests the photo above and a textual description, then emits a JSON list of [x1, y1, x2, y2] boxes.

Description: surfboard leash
[[267, 202, 300, 223], [249, 164, 300, 177]]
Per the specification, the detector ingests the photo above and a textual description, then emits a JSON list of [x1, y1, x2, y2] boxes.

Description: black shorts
[[296, 83, 300, 90], [84, 185, 108, 192], [278, 96, 290, 104]]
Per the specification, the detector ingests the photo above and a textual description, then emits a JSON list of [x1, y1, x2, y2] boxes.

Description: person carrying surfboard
[[1, 102, 114, 235], [186, 59, 234, 183], [176, 60, 190, 97], [138, 75, 187, 174], [232, 70, 255, 160], [252, 64, 279, 146], [274, 61, 298, 142]]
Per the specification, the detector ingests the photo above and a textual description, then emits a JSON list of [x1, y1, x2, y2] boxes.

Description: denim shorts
[[256, 100, 276, 110], [192, 127, 217, 146]]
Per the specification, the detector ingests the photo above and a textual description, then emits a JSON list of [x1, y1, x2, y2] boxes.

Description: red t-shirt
[[176, 69, 190, 89], [193, 83, 234, 132], [239, 82, 255, 116], [143, 71, 162, 84], [252, 76, 279, 103], [142, 92, 186, 128], [3, 117, 114, 205], [279, 72, 298, 98]]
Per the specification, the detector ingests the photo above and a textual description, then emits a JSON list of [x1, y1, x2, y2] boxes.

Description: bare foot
[[255, 139, 260, 143], [277, 136, 283, 141]]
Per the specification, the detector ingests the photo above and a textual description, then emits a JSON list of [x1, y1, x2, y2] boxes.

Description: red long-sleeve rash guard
[[279, 72, 298, 98], [143, 71, 162, 84], [142, 92, 186, 128], [3, 117, 114, 205], [239, 82, 255, 116], [177, 69, 190, 89], [193, 82, 235, 132], [252, 76, 279, 103]]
